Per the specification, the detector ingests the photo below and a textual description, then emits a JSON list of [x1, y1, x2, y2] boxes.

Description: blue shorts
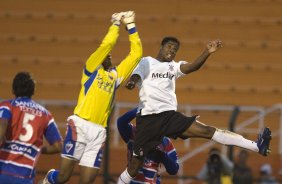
[[0, 174, 33, 184]]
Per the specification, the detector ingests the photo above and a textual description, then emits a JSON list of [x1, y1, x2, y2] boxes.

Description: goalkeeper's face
[[159, 41, 179, 62], [102, 54, 112, 70]]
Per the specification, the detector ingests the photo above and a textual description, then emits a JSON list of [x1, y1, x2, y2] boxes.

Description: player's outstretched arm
[[180, 39, 223, 74], [84, 13, 122, 74], [117, 107, 138, 143], [115, 11, 143, 87], [160, 139, 180, 175]]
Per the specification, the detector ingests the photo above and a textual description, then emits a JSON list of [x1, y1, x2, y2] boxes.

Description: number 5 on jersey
[[19, 113, 35, 142]]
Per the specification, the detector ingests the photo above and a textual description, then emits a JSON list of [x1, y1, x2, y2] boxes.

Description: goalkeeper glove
[[121, 11, 136, 30], [111, 12, 123, 26]]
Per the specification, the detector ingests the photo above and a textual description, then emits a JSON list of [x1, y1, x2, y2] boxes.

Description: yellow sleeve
[[221, 176, 233, 184], [115, 31, 143, 87], [83, 25, 120, 80]]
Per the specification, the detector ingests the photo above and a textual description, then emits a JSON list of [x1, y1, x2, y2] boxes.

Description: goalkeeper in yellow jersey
[[41, 11, 142, 184]]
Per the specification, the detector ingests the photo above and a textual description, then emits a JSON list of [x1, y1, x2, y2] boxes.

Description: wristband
[[126, 23, 135, 30]]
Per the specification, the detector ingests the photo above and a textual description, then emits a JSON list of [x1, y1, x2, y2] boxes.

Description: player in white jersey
[[117, 37, 272, 184]]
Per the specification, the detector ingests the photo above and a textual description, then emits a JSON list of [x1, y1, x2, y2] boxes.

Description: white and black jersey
[[132, 56, 187, 115]]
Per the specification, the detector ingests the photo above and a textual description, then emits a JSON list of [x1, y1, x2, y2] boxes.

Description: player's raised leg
[[181, 119, 271, 156]]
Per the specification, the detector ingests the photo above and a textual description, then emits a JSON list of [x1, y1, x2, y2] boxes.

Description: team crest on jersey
[[138, 148, 144, 157], [65, 141, 73, 153], [169, 64, 174, 71]]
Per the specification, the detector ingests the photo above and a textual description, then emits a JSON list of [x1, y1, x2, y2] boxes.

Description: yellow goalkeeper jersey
[[74, 25, 142, 127]]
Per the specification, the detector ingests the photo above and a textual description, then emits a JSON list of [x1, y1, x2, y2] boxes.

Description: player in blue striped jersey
[[117, 108, 179, 184], [0, 72, 62, 184]]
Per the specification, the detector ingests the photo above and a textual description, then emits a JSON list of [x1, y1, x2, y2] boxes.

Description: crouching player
[[117, 108, 179, 184]]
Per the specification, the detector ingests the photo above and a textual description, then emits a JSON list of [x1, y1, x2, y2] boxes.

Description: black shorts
[[133, 110, 196, 157]]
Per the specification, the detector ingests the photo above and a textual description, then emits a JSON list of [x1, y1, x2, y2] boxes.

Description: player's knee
[[200, 125, 215, 136], [186, 122, 216, 138], [200, 125, 216, 138]]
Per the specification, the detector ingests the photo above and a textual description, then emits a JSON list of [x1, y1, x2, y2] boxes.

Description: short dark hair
[[12, 72, 35, 98], [161, 36, 180, 47]]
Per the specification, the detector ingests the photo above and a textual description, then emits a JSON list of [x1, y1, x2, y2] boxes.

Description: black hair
[[209, 147, 220, 154], [161, 36, 180, 47], [12, 72, 35, 98], [209, 147, 221, 161]]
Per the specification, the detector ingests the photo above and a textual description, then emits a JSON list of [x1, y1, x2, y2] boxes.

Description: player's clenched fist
[[207, 39, 223, 53]]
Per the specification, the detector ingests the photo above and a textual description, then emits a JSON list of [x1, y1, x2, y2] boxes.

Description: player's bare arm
[[180, 39, 223, 74], [41, 141, 63, 154], [115, 11, 143, 86]]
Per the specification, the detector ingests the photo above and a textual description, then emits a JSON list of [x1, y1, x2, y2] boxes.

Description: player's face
[[102, 54, 112, 70], [160, 41, 179, 62]]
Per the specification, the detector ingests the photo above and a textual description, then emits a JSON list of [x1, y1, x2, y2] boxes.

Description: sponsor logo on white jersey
[[151, 72, 175, 80]]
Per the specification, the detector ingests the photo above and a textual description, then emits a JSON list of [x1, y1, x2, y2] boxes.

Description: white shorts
[[61, 115, 106, 168]]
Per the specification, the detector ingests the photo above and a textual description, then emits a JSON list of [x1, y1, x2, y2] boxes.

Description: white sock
[[117, 168, 133, 184], [211, 128, 259, 152]]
